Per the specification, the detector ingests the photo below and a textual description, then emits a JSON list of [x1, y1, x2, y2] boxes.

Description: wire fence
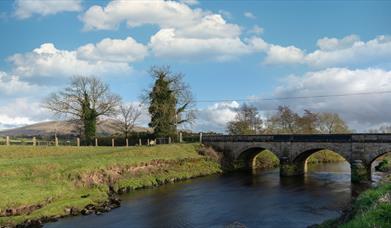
[[0, 132, 215, 147]]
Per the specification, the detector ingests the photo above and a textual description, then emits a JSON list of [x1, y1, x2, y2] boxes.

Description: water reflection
[[46, 162, 360, 228]]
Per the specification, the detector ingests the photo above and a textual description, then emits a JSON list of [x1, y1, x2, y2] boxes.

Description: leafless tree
[[317, 112, 350, 133], [44, 76, 121, 143], [114, 103, 142, 138]]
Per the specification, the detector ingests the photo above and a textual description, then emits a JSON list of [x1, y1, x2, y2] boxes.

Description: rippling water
[[46, 162, 365, 228]]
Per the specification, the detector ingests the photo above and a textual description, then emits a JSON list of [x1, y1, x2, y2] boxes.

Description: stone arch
[[235, 146, 280, 170], [368, 148, 391, 165], [293, 147, 350, 165]]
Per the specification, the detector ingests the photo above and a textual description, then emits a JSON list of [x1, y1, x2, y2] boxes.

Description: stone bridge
[[202, 134, 391, 183]]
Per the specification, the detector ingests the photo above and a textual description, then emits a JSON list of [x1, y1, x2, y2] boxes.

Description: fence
[[0, 132, 208, 147]]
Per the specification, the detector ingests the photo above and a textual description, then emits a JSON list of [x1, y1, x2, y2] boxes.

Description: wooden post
[[76, 138, 80, 147], [32, 137, 36, 146], [179, 132, 183, 143], [126, 138, 129, 147], [168, 137, 171, 144], [199, 132, 203, 144], [6, 136, 10, 146], [147, 139, 150, 146], [112, 138, 115, 147], [95, 138, 98, 147], [139, 138, 142, 146], [55, 137, 59, 146]]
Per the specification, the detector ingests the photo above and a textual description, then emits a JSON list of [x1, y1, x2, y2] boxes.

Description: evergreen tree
[[147, 66, 195, 139], [148, 69, 178, 138]]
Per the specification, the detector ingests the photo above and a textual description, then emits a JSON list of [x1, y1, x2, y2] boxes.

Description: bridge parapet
[[203, 134, 391, 143]]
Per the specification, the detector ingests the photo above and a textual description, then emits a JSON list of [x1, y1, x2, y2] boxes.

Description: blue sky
[[1, 0, 391, 132]]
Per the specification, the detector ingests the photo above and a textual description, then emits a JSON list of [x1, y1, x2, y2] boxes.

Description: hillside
[[0, 120, 151, 137]]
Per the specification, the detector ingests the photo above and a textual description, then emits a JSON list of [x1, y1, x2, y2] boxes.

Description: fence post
[[112, 138, 115, 147], [32, 137, 36, 146], [147, 139, 150, 146], [55, 137, 59, 146], [6, 136, 10, 146], [139, 138, 142, 146], [179, 132, 183, 143], [95, 138, 98, 147], [77, 138, 80, 147], [126, 138, 129, 147], [168, 137, 171, 144], [199, 132, 203, 144]]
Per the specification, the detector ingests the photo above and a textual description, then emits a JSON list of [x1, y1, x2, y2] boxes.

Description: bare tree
[[317, 112, 350, 133], [44, 76, 121, 144], [227, 103, 263, 135], [115, 103, 142, 138]]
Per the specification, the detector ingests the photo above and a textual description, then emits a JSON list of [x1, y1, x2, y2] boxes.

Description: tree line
[[44, 65, 353, 145], [227, 104, 351, 135], [45, 66, 195, 145]]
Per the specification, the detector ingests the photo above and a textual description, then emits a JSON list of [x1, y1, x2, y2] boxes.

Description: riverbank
[[316, 172, 391, 228], [0, 144, 222, 227]]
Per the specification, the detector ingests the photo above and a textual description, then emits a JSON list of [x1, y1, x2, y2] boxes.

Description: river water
[[46, 162, 373, 228]]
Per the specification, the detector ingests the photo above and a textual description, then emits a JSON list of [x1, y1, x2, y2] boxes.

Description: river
[[46, 162, 375, 228]]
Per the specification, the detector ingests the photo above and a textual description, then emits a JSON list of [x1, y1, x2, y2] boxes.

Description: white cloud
[[81, 0, 271, 60], [8, 37, 147, 78], [264, 35, 391, 68], [14, 0, 82, 19], [82, 1, 240, 38], [194, 101, 239, 132], [0, 71, 41, 95], [244, 12, 256, 19], [0, 98, 49, 130], [264, 68, 391, 131], [81, 0, 206, 31], [264, 45, 305, 64], [149, 29, 267, 61], [77, 37, 148, 63]]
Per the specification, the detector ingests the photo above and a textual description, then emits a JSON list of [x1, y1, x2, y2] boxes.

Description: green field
[[0, 144, 221, 226]]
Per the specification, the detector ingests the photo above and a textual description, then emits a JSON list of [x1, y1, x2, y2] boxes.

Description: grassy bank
[[0, 144, 222, 227], [318, 181, 391, 227]]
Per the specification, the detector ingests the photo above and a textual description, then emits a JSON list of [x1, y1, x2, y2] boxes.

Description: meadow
[[0, 144, 221, 226]]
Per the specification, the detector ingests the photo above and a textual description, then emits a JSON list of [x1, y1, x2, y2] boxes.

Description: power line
[[195, 90, 391, 103]]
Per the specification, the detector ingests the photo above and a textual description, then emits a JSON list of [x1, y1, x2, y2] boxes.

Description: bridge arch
[[293, 148, 351, 165], [235, 146, 280, 170], [368, 148, 391, 165]]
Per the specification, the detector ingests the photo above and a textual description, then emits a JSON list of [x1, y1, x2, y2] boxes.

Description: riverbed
[[46, 162, 368, 228]]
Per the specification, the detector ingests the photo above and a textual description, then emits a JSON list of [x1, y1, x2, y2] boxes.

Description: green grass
[[318, 181, 391, 228], [0, 144, 221, 226]]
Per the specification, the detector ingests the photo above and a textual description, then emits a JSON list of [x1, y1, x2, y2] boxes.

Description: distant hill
[[0, 120, 151, 137]]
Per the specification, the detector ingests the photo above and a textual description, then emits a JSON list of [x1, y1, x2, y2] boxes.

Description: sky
[[0, 0, 391, 132]]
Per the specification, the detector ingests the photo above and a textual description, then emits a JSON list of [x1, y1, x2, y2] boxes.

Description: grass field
[[0, 144, 221, 226]]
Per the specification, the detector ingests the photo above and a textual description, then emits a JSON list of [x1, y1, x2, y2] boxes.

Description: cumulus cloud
[[77, 37, 148, 63], [264, 45, 305, 64], [0, 71, 42, 95], [0, 98, 49, 130], [8, 37, 147, 78], [81, 0, 209, 31], [14, 0, 82, 19], [193, 101, 239, 132], [264, 35, 391, 68], [149, 29, 267, 61], [81, 0, 268, 60], [260, 68, 391, 131]]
